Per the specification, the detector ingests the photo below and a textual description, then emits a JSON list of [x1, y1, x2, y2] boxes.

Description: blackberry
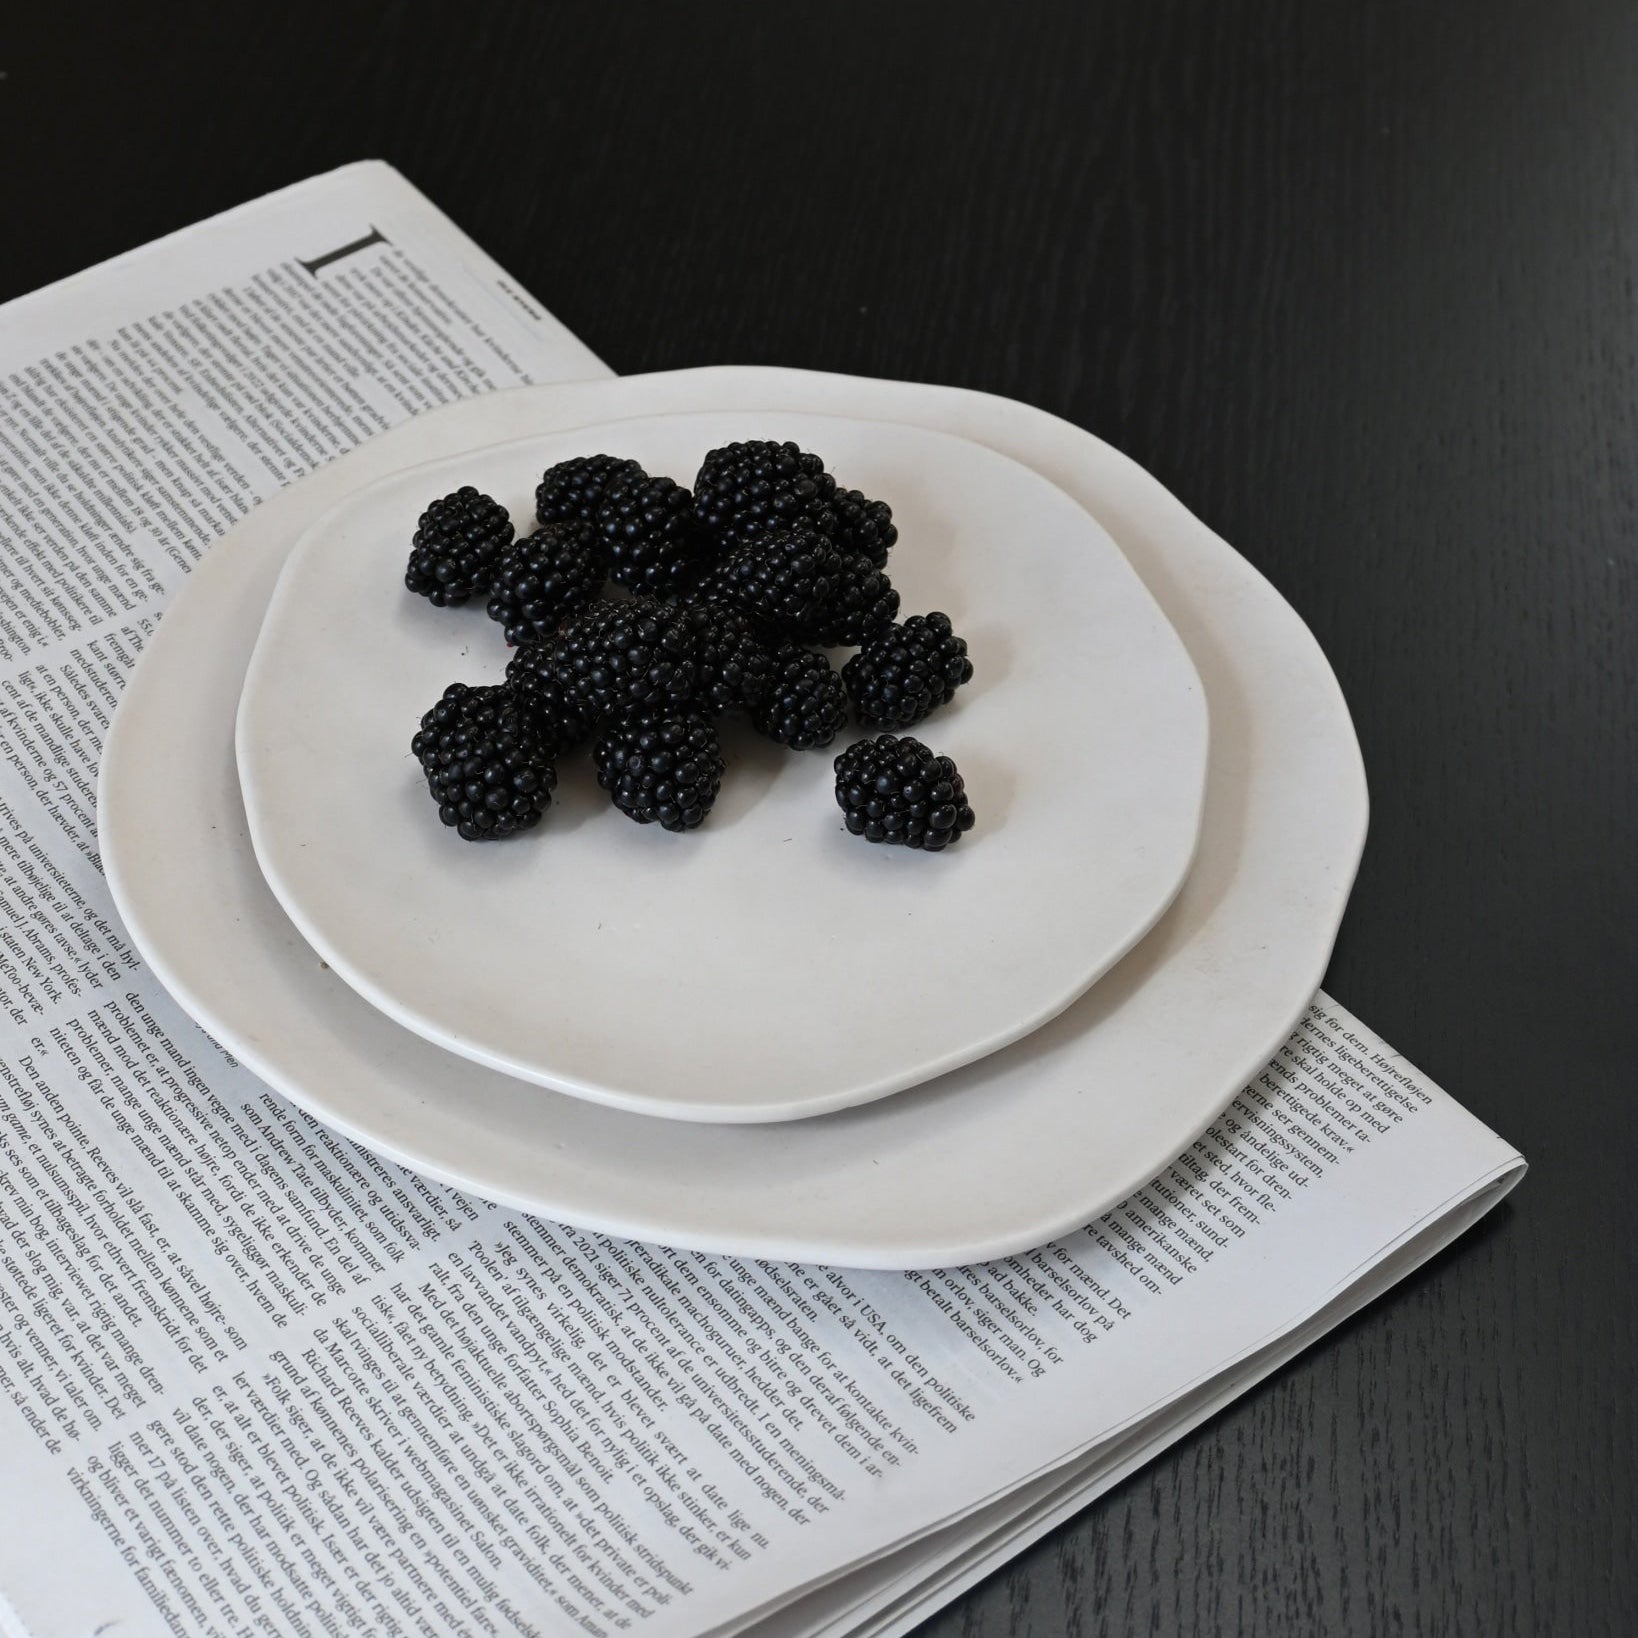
[[594, 709, 724, 832], [689, 602, 777, 715], [410, 683, 556, 841], [843, 612, 973, 726], [595, 473, 710, 598], [405, 486, 513, 607], [708, 527, 850, 638], [752, 644, 848, 750], [694, 440, 837, 549], [535, 454, 646, 527], [504, 642, 596, 755], [552, 597, 700, 723], [833, 734, 975, 851], [833, 488, 897, 570], [485, 520, 605, 645], [809, 555, 900, 646]]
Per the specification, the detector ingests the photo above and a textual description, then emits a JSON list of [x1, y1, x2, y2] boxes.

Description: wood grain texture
[[3, 1, 1634, 1632]]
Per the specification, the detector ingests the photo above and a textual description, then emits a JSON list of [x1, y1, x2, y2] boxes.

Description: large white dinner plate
[[99, 368, 1367, 1268], [236, 415, 1208, 1121]]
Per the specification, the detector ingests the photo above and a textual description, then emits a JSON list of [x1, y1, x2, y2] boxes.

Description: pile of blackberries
[[407, 440, 976, 847]]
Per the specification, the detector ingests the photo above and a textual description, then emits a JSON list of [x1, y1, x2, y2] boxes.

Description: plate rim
[[100, 367, 1367, 1267]]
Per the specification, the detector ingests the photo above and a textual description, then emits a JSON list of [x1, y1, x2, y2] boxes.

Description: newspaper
[[0, 163, 1524, 1638]]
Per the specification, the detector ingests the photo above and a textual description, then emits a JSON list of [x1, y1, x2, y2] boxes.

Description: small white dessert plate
[[234, 414, 1209, 1121], [100, 368, 1366, 1268]]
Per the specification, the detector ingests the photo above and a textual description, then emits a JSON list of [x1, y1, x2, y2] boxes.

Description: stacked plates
[[98, 367, 1366, 1269]]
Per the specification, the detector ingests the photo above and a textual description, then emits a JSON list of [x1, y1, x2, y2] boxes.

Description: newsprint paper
[[0, 164, 1524, 1638]]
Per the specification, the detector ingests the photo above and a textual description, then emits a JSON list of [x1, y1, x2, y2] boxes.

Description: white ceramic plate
[[100, 368, 1366, 1268], [236, 415, 1209, 1121]]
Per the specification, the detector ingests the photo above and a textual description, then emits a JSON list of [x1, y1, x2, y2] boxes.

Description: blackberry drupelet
[[595, 472, 710, 598], [752, 644, 848, 749], [535, 453, 645, 527], [694, 440, 838, 549], [808, 555, 900, 647], [708, 526, 849, 638], [594, 709, 724, 832], [832, 488, 897, 569], [504, 642, 596, 755], [552, 597, 700, 723], [410, 682, 556, 841], [843, 611, 973, 726], [833, 734, 975, 851], [689, 601, 777, 715], [405, 486, 513, 607], [485, 520, 605, 645]]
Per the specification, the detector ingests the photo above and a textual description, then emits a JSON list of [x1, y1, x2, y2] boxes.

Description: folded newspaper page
[[0, 163, 1524, 1638]]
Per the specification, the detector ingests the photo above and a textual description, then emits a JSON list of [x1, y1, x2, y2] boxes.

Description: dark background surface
[[3, 1, 1634, 1632]]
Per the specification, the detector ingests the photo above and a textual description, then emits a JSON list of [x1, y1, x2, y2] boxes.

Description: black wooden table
[[5, 2, 1633, 1633]]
